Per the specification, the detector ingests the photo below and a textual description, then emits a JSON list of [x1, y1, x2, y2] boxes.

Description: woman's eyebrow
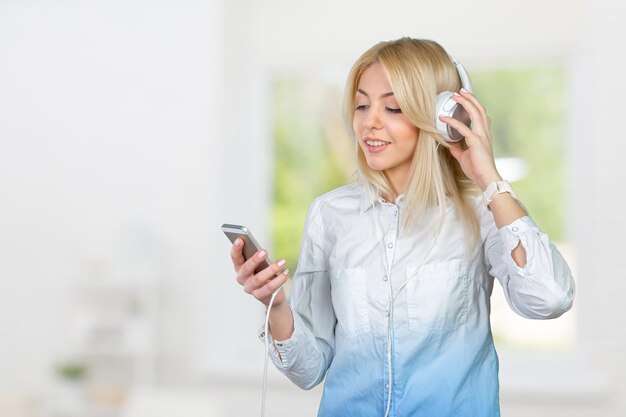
[[357, 89, 394, 99]]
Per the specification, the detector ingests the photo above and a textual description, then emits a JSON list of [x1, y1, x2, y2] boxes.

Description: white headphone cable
[[261, 287, 281, 417], [367, 186, 439, 417], [367, 186, 395, 417]]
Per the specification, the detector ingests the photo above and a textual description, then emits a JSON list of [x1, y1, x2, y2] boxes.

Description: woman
[[230, 37, 575, 417]]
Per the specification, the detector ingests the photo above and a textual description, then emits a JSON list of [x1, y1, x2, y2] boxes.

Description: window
[[271, 78, 353, 270]]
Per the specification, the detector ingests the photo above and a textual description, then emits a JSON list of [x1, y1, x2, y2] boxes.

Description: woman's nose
[[365, 107, 382, 130]]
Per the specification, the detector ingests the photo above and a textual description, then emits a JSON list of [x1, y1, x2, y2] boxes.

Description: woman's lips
[[364, 138, 390, 154]]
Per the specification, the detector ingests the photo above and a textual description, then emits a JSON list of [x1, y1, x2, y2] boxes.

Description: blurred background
[[0, 0, 624, 416]]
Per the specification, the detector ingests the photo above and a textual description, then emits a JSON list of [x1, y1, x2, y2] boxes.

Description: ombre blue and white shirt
[[265, 182, 575, 417]]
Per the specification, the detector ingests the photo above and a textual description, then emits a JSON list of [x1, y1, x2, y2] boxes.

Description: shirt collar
[[358, 184, 405, 214]]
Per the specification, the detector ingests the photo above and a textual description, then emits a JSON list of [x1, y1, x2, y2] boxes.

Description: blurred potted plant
[[56, 361, 88, 381], [52, 360, 89, 417]]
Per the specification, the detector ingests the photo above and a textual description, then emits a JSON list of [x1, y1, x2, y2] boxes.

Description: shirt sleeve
[[261, 197, 336, 390], [481, 208, 576, 319]]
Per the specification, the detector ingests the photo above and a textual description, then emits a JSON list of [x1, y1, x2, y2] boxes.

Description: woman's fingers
[[232, 239, 290, 304], [440, 90, 499, 187], [447, 140, 465, 161], [457, 89, 491, 136], [243, 258, 288, 295], [236, 247, 268, 280], [450, 94, 486, 136], [439, 115, 475, 143], [252, 269, 290, 301], [230, 238, 246, 272], [459, 88, 486, 114]]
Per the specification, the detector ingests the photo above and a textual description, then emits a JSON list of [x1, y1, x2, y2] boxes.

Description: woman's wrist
[[267, 292, 287, 311], [268, 296, 295, 341], [477, 173, 503, 191]]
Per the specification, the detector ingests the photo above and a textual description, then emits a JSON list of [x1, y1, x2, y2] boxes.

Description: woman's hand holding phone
[[224, 224, 294, 341], [230, 237, 290, 307]]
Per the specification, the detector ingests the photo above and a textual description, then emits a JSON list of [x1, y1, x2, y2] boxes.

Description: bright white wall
[[0, 0, 220, 389], [565, 0, 626, 414], [251, 0, 581, 73]]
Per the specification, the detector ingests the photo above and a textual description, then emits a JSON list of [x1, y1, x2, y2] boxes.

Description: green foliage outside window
[[471, 67, 565, 241], [271, 80, 352, 271]]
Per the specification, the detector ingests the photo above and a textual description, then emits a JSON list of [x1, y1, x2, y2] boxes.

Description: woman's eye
[[355, 104, 368, 111], [386, 107, 402, 114]]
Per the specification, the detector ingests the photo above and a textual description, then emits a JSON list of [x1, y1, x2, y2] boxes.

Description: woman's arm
[[441, 89, 574, 318], [482, 211, 575, 319], [439, 88, 536, 267], [487, 191, 528, 267], [230, 198, 335, 389]]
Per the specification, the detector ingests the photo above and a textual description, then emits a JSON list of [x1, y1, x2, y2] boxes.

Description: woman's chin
[[365, 160, 387, 172]]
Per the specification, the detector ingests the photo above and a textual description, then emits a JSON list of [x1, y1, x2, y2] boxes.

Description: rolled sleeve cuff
[[257, 311, 306, 370], [498, 216, 542, 276], [499, 216, 539, 247]]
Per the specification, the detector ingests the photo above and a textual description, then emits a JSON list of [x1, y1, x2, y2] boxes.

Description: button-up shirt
[[265, 182, 575, 417]]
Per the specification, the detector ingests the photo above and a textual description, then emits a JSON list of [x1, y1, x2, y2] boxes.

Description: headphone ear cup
[[434, 91, 471, 142], [435, 91, 454, 141]]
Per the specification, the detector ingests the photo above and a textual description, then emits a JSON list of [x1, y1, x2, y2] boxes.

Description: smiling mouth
[[363, 138, 391, 154], [365, 139, 390, 147]]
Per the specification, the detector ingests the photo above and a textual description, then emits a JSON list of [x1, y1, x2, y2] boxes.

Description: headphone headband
[[450, 56, 472, 93], [434, 55, 473, 142]]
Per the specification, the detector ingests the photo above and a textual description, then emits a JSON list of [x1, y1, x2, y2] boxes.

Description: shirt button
[[393, 210, 397, 217], [385, 383, 390, 390], [385, 310, 389, 317], [383, 275, 388, 281], [387, 243, 394, 249], [512, 226, 519, 232]]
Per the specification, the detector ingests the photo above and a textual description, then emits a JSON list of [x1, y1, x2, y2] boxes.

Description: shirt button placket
[[384, 204, 399, 276]]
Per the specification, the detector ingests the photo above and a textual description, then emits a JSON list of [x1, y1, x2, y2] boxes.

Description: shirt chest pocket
[[406, 259, 469, 334], [330, 268, 370, 339]]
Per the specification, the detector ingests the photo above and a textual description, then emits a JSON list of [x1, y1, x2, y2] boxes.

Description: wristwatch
[[483, 180, 517, 210]]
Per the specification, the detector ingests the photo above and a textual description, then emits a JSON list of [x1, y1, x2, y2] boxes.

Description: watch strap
[[483, 180, 517, 210]]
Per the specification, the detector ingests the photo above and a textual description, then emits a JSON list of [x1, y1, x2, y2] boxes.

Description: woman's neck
[[383, 167, 409, 202]]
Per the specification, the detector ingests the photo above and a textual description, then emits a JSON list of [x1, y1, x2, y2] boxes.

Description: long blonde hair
[[345, 37, 480, 244]]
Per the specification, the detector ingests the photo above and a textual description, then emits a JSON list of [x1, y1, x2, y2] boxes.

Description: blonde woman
[[230, 38, 575, 417]]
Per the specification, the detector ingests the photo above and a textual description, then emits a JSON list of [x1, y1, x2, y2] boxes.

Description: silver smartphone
[[221, 223, 272, 274]]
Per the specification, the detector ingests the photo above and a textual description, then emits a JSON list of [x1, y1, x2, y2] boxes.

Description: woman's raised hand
[[438, 88, 503, 191], [231, 238, 289, 306]]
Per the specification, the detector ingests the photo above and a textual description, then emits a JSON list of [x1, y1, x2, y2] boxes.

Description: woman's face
[[353, 62, 420, 189]]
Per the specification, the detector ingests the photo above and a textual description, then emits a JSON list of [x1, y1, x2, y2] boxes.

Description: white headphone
[[434, 56, 473, 142]]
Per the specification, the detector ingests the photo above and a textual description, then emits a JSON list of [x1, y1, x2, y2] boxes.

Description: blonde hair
[[344, 37, 480, 245]]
